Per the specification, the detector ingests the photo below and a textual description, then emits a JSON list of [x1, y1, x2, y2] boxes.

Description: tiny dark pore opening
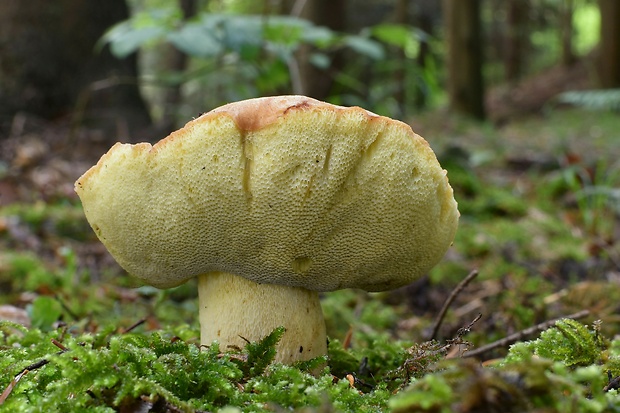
[[299, 346, 303, 353]]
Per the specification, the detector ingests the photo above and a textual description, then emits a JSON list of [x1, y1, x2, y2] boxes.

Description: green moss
[[0, 323, 400, 412], [4, 317, 620, 411], [389, 373, 453, 413], [321, 289, 402, 341], [504, 319, 606, 368], [0, 201, 93, 242], [390, 357, 619, 413]]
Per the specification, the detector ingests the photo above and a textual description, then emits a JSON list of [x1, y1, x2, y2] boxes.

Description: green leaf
[[221, 15, 263, 51], [255, 60, 289, 92], [343, 35, 384, 60], [371, 24, 413, 49], [309, 52, 331, 69], [29, 296, 63, 331], [300, 25, 335, 47], [264, 17, 306, 46], [264, 16, 335, 49], [371, 24, 422, 57], [104, 23, 165, 58], [166, 24, 223, 57]]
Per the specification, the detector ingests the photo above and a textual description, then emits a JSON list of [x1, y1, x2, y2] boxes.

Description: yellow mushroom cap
[[75, 96, 459, 292]]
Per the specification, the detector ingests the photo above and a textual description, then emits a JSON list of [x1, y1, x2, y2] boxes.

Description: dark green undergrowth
[[2, 319, 620, 412]]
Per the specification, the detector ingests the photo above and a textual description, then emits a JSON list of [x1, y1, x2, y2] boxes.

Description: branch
[[121, 318, 146, 334], [463, 309, 590, 359], [0, 370, 28, 405], [428, 269, 479, 340]]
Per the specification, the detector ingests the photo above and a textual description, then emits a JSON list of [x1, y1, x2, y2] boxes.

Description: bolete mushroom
[[75, 95, 459, 364]]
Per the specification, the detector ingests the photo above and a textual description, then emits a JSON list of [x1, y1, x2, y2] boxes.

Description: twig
[[342, 326, 354, 350], [390, 314, 482, 387], [121, 318, 147, 334], [439, 313, 482, 355], [451, 313, 482, 343], [0, 370, 29, 405], [463, 309, 590, 359], [429, 269, 479, 340], [604, 370, 620, 392], [51, 338, 69, 351], [20, 358, 50, 371]]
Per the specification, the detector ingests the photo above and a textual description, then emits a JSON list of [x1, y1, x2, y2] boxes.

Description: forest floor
[[1, 79, 619, 410]]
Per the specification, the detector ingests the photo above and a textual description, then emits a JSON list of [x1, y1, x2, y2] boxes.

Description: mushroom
[[75, 95, 459, 364]]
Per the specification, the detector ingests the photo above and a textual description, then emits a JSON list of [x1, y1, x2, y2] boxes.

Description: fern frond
[[555, 89, 620, 111]]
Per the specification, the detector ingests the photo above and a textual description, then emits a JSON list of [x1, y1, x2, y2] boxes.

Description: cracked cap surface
[[75, 95, 459, 291]]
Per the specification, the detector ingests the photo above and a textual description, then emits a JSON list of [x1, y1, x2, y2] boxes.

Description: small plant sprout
[[75, 95, 459, 364]]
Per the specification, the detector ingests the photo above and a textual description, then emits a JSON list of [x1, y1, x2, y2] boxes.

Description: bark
[[394, 0, 409, 115], [160, 0, 198, 131], [598, 0, 620, 87], [442, 0, 485, 119], [412, 0, 441, 109], [0, 0, 151, 139], [559, 0, 575, 67], [504, 0, 528, 81], [296, 0, 347, 100]]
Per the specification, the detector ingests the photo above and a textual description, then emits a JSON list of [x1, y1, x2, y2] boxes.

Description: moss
[[390, 357, 618, 413], [4, 317, 620, 412], [0, 201, 92, 242], [503, 319, 606, 368]]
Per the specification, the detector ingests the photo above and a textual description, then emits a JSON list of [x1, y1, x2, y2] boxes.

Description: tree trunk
[[559, 0, 575, 67], [504, 0, 528, 81], [412, 1, 440, 110], [393, 0, 409, 116], [598, 0, 620, 88], [0, 0, 151, 140], [160, 0, 198, 131], [442, 0, 485, 119], [296, 0, 347, 100]]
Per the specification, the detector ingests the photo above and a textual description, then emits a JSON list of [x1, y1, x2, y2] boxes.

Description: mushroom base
[[197, 272, 327, 365]]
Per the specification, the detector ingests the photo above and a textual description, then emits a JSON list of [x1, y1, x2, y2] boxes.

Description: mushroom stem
[[197, 272, 327, 364]]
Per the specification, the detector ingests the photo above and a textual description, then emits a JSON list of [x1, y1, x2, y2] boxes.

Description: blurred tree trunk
[[442, 0, 485, 119], [0, 0, 151, 141], [504, 0, 528, 81], [296, 0, 347, 100], [412, 1, 440, 110], [394, 0, 408, 116], [559, 0, 575, 66], [160, 0, 198, 131], [598, 0, 620, 87]]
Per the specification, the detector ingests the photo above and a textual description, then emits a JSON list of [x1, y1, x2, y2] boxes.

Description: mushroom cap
[[75, 96, 459, 292]]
